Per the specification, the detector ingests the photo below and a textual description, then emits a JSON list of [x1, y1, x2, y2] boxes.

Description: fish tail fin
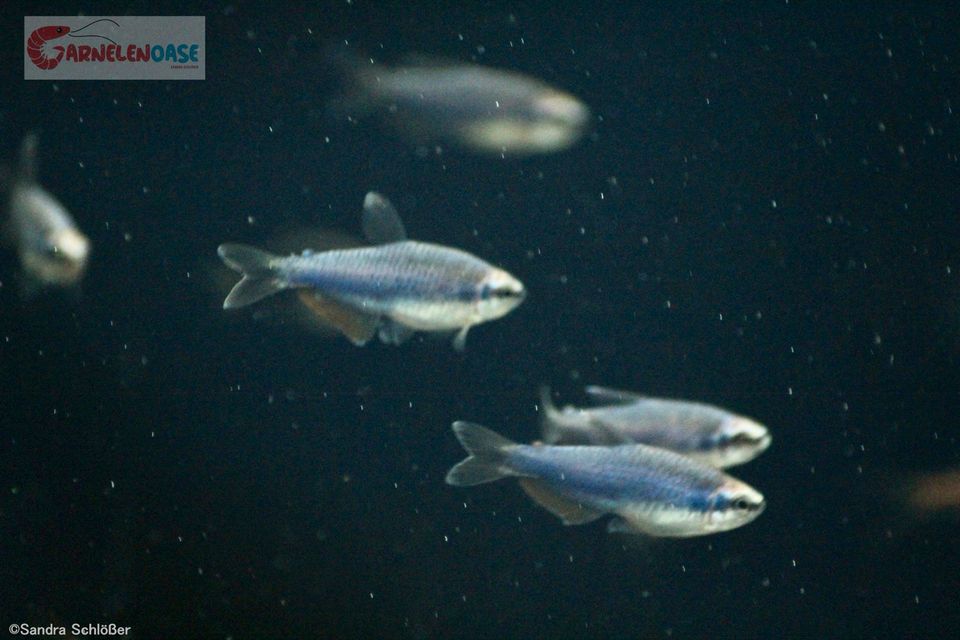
[[445, 421, 517, 487], [538, 385, 564, 444], [217, 243, 286, 309]]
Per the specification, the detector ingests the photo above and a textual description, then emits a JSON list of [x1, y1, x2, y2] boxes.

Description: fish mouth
[[51, 228, 91, 262], [755, 433, 773, 453], [535, 91, 590, 128], [723, 417, 771, 450]]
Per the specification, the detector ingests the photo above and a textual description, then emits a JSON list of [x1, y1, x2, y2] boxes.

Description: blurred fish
[[904, 469, 960, 515], [539, 386, 771, 468], [328, 47, 590, 155], [218, 192, 525, 349], [446, 421, 765, 537], [4, 133, 89, 294]]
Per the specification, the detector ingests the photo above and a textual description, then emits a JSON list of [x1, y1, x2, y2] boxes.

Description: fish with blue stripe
[[217, 192, 525, 349], [539, 386, 771, 469], [446, 421, 765, 537]]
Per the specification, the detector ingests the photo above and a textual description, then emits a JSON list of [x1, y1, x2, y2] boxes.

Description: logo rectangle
[[24, 16, 205, 80]]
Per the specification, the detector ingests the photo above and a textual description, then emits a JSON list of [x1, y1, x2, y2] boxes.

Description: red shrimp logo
[[26, 25, 70, 70], [26, 19, 119, 70]]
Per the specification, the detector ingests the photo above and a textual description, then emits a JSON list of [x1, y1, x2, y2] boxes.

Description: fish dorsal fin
[[18, 133, 39, 182], [518, 478, 603, 525], [584, 385, 646, 405], [296, 290, 379, 345], [361, 192, 406, 244]]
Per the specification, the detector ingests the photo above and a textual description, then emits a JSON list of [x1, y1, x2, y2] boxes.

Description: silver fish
[[446, 422, 765, 537], [540, 386, 772, 469], [218, 192, 525, 349], [329, 48, 590, 155], [5, 133, 89, 293]]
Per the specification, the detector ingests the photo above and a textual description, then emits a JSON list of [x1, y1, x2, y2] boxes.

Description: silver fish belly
[[446, 422, 765, 537], [540, 386, 772, 468]]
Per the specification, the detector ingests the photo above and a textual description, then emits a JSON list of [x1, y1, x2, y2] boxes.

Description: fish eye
[[733, 498, 751, 511]]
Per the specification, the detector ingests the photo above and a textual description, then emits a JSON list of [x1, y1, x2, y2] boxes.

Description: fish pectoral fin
[[584, 385, 647, 406], [452, 326, 471, 352], [361, 192, 407, 244], [606, 517, 640, 535], [297, 290, 379, 345], [377, 319, 415, 345], [518, 478, 603, 526]]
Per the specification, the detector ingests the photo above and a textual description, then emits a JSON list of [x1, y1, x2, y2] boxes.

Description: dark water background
[[2, 2, 960, 638]]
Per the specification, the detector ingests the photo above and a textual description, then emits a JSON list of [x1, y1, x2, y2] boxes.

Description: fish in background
[[539, 386, 771, 469], [218, 192, 525, 350], [326, 45, 590, 155], [901, 469, 960, 516], [445, 421, 766, 537], [3, 133, 89, 295]]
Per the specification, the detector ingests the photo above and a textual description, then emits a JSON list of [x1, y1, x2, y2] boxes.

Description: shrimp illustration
[[26, 19, 119, 71], [26, 25, 70, 70]]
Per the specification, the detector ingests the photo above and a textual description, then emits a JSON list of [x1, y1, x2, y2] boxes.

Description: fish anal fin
[[518, 478, 603, 526], [361, 192, 407, 244], [297, 290, 379, 345]]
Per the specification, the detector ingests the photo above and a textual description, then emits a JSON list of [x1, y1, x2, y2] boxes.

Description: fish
[[217, 192, 525, 350], [539, 386, 772, 469], [4, 133, 89, 294], [903, 469, 960, 515], [327, 47, 590, 155], [445, 422, 765, 537]]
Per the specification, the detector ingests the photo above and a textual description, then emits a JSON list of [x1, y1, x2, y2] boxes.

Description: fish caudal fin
[[217, 243, 285, 309], [445, 421, 517, 487], [538, 385, 564, 444]]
